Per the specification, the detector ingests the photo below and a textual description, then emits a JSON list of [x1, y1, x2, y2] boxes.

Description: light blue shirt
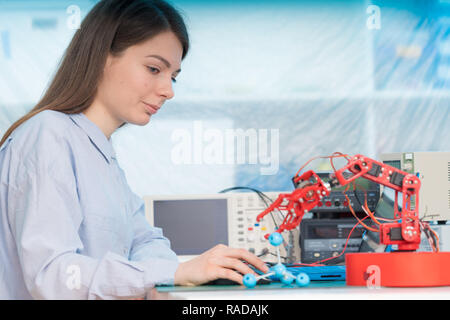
[[0, 110, 179, 299]]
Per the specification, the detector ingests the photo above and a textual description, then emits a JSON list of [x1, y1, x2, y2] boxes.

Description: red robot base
[[346, 251, 450, 287]]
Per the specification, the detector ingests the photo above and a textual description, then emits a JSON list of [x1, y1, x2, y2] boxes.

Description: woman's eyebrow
[[146, 54, 181, 73]]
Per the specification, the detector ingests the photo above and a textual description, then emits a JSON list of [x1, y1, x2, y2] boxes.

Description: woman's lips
[[143, 102, 159, 115]]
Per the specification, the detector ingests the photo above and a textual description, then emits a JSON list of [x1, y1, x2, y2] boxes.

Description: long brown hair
[[0, 0, 189, 147]]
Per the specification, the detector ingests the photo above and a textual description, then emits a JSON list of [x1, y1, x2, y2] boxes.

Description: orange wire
[[295, 153, 351, 178], [428, 227, 440, 252], [344, 193, 380, 232], [330, 151, 351, 174]]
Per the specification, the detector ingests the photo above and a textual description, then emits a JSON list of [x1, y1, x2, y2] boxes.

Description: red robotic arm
[[256, 170, 331, 235], [332, 154, 421, 251], [256, 154, 422, 251]]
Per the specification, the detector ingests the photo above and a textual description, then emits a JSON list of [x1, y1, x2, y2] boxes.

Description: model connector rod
[[256, 170, 331, 238]]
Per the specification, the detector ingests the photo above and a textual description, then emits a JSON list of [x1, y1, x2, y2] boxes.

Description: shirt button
[[123, 248, 128, 255]]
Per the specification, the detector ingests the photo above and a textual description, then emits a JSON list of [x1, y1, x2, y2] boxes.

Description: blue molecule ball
[[243, 274, 257, 288], [273, 263, 286, 279], [268, 232, 283, 247], [295, 272, 310, 287], [280, 273, 295, 285]]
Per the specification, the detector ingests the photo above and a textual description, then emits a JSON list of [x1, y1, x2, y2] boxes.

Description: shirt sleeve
[[5, 128, 178, 299], [129, 197, 179, 263], [117, 167, 179, 263]]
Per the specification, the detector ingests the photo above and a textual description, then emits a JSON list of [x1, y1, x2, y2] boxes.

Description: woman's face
[[96, 31, 183, 128]]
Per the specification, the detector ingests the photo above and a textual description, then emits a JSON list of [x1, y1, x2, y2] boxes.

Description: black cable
[[219, 186, 276, 208], [218, 186, 283, 230], [352, 186, 366, 214], [422, 224, 439, 251], [268, 252, 289, 261], [422, 227, 435, 250], [257, 248, 269, 257], [257, 250, 288, 262]]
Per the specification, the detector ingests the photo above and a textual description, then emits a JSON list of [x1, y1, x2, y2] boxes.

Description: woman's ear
[[104, 53, 115, 70]]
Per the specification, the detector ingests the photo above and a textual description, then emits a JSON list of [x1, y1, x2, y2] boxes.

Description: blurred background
[[0, 0, 449, 197]]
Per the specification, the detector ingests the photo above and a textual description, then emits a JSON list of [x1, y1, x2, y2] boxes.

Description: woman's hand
[[173, 244, 270, 286]]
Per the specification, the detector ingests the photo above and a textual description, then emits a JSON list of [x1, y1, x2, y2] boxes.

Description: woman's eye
[[147, 66, 160, 74], [147, 66, 177, 83]]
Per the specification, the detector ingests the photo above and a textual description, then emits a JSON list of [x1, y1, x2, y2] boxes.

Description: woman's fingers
[[216, 268, 245, 285], [174, 244, 271, 286], [211, 256, 258, 277], [222, 247, 270, 274]]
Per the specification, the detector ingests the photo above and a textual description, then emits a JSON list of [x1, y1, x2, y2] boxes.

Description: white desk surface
[[151, 282, 450, 300]]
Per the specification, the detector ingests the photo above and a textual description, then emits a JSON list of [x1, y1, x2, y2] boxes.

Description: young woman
[[0, 0, 268, 299]]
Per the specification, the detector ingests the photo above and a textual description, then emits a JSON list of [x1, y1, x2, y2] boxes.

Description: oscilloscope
[[143, 192, 300, 263]]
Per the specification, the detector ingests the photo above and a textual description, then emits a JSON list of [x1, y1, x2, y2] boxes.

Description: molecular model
[[243, 232, 310, 288]]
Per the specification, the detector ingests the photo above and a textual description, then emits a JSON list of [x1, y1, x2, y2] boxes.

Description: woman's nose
[[158, 77, 175, 100]]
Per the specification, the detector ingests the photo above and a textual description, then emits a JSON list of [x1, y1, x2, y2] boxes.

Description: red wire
[[294, 153, 350, 179]]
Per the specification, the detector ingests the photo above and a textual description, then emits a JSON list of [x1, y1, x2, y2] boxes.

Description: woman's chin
[[130, 114, 152, 126]]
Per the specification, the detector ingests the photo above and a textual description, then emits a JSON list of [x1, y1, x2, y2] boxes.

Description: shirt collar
[[68, 112, 116, 163]]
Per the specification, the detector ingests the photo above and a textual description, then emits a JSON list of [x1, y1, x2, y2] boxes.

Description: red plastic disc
[[346, 252, 450, 287]]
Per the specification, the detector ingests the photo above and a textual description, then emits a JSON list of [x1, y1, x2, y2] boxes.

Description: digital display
[[310, 225, 365, 239], [153, 199, 228, 255]]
